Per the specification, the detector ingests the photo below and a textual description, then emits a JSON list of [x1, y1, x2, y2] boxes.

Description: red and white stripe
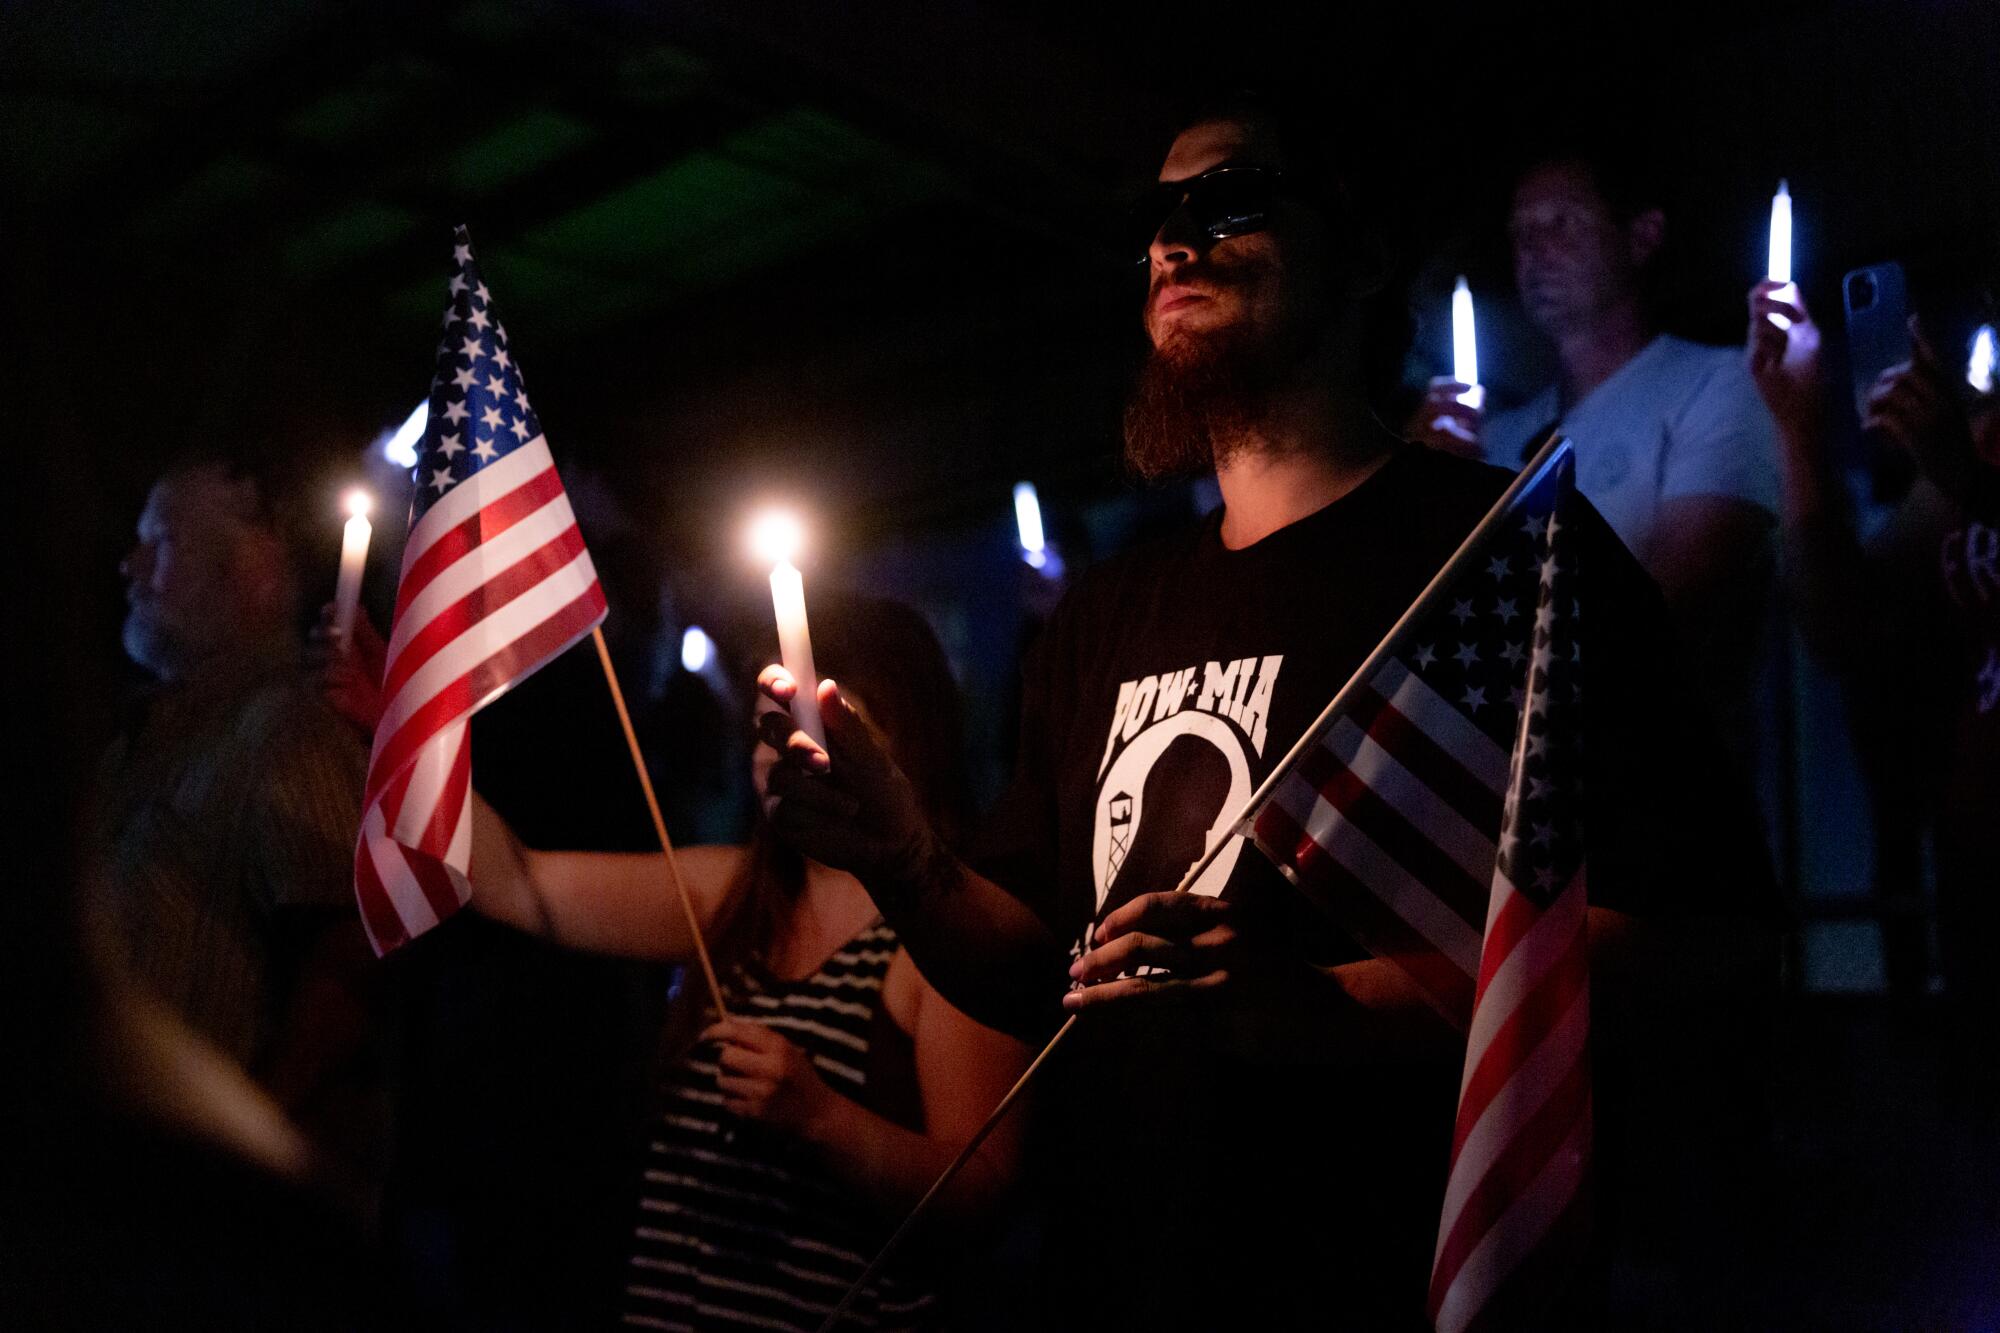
[[1246, 653, 1592, 1331], [1426, 859, 1591, 1332], [353, 435, 605, 954], [1250, 656, 1509, 1024]]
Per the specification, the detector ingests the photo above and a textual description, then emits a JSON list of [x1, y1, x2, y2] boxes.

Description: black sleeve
[[1575, 500, 1778, 920], [966, 607, 1069, 931]]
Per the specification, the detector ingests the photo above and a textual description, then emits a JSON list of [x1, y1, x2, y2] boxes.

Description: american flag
[[353, 228, 607, 955], [1246, 442, 1590, 1331]]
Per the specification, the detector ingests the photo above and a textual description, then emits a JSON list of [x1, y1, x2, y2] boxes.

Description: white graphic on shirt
[[1087, 655, 1284, 928]]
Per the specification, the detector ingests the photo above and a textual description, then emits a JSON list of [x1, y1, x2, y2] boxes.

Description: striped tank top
[[621, 919, 937, 1331]]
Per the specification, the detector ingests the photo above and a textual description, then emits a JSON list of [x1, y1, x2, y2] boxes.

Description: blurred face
[[1508, 161, 1648, 335], [120, 467, 278, 680]]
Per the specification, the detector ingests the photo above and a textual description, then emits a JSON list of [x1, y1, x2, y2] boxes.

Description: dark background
[[8, 2, 1999, 1328]]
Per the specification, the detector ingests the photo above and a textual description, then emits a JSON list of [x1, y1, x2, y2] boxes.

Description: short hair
[[1509, 139, 1670, 225], [1159, 85, 1413, 409], [157, 445, 324, 609], [1165, 86, 1366, 221]]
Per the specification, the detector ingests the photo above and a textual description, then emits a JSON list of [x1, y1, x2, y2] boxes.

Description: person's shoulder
[[1652, 334, 1759, 397], [1484, 385, 1559, 450], [1390, 443, 1519, 522], [1055, 515, 1210, 614], [235, 668, 367, 769]]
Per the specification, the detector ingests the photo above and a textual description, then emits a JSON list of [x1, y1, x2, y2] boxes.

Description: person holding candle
[[759, 91, 1778, 1329], [1747, 276, 2000, 1090], [330, 592, 1031, 1329], [90, 450, 386, 1183], [1407, 150, 1782, 761]]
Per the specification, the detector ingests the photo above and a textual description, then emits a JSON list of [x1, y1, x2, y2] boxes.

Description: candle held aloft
[[1767, 180, 1792, 285], [1766, 180, 1796, 329], [1968, 324, 1996, 395], [768, 560, 826, 751], [750, 510, 827, 754], [332, 490, 373, 643], [1451, 275, 1483, 409]]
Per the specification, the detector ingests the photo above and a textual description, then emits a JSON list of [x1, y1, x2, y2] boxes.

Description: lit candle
[[1766, 180, 1795, 329], [332, 489, 373, 644], [750, 510, 827, 753], [1014, 481, 1047, 569], [1969, 324, 1996, 395], [1767, 179, 1792, 286], [1451, 275, 1483, 409]]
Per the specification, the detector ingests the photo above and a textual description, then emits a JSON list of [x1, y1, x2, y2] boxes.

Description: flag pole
[[1203, 431, 1571, 859], [590, 626, 730, 1019], [816, 435, 1571, 1330]]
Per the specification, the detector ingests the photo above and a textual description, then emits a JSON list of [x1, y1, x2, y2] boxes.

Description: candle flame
[[749, 509, 805, 566], [344, 489, 374, 520]]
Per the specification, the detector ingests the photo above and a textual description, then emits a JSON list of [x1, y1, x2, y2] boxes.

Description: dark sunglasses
[[1125, 166, 1302, 265]]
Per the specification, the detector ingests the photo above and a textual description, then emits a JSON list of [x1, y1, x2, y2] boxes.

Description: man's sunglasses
[[1125, 166, 1303, 265]]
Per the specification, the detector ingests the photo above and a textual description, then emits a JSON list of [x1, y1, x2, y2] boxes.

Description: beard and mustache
[[1122, 261, 1335, 481]]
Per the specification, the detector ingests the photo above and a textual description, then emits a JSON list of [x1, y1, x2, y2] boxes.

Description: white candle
[[768, 560, 826, 750], [1451, 275, 1483, 409], [751, 510, 827, 753], [1767, 179, 1792, 286], [1969, 324, 1995, 395], [1766, 180, 1796, 330], [332, 490, 373, 643]]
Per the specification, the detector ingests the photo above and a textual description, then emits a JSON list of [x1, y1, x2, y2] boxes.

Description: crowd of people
[[25, 85, 1997, 1331]]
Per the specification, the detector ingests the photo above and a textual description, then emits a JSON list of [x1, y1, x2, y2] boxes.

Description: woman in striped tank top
[[464, 596, 1032, 1330]]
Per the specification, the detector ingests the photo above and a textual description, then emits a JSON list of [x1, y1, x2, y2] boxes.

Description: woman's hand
[[705, 1017, 838, 1138]]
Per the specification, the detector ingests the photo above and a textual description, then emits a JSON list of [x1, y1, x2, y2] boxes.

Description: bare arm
[[466, 792, 743, 960], [708, 952, 1032, 1225]]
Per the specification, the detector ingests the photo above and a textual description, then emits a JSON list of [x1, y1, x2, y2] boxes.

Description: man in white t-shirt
[[1411, 153, 1779, 733]]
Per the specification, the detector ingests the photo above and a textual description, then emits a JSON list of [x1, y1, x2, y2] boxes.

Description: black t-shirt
[[973, 444, 1773, 1329]]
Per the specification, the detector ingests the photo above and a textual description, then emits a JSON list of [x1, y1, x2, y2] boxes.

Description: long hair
[[663, 593, 971, 1048]]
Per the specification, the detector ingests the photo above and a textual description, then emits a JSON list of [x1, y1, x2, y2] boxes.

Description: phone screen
[[1843, 262, 1913, 418]]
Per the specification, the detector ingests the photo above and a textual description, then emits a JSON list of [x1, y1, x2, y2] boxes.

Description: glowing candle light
[[750, 509, 826, 752], [1969, 324, 1996, 395], [1767, 180, 1792, 285], [680, 626, 713, 674], [379, 400, 427, 468], [1451, 275, 1483, 409], [332, 489, 373, 643], [1014, 481, 1047, 569], [1766, 180, 1795, 330]]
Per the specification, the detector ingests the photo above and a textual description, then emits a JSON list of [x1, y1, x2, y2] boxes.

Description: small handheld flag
[[352, 228, 607, 955], [1240, 442, 1592, 1331]]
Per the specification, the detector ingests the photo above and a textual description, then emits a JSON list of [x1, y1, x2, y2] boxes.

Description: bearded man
[[757, 93, 1775, 1329], [90, 453, 380, 1177]]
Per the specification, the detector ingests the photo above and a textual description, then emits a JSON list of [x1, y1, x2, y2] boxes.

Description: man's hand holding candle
[[756, 666, 958, 913]]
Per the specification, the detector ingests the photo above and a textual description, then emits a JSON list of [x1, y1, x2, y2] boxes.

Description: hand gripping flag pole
[[353, 226, 727, 1018], [817, 434, 1576, 1331]]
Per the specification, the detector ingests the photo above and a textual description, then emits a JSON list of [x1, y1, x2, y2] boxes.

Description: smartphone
[[1843, 261, 1912, 418]]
